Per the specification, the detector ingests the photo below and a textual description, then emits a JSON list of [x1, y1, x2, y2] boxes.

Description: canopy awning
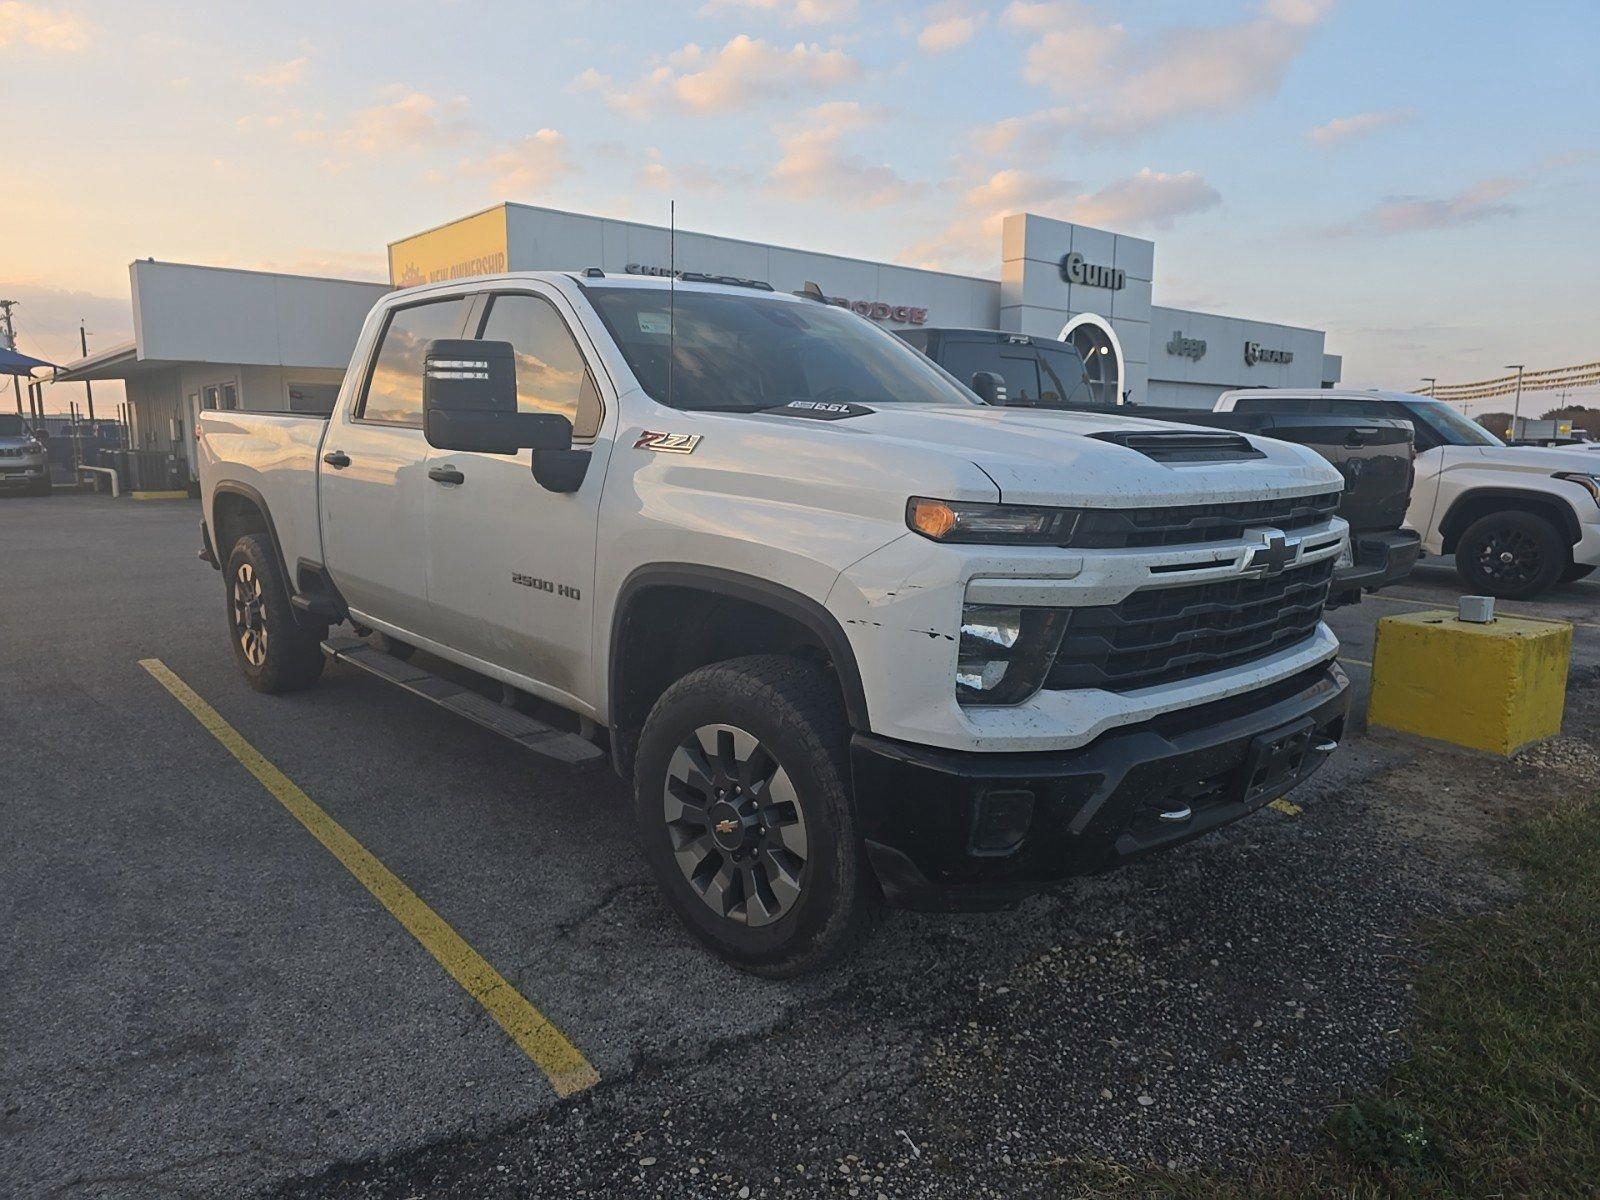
[[47, 341, 142, 382], [0, 346, 57, 376]]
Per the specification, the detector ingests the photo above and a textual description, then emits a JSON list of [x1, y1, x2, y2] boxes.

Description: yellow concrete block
[[1367, 610, 1572, 755], [130, 489, 190, 501]]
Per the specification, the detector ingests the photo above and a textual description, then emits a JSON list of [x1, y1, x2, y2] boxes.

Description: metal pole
[[1504, 363, 1525, 437], [1420, 376, 1437, 397], [79, 322, 96, 421], [0, 300, 21, 415]]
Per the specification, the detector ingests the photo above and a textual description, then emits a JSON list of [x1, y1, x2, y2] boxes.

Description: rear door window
[[358, 297, 470, 426]]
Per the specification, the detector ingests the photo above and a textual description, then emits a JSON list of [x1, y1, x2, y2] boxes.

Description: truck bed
[[197, 410, 327, 571]]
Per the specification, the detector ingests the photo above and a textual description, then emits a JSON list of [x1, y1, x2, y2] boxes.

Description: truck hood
[[760, 403, 1342, 507], [1449, 444, 1600, 475]]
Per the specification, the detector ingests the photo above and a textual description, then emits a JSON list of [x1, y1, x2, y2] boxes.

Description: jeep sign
[[1165, 331, 1206, 361], [1244, 341, 1293, 366], [1058, 252, 1125, 291]]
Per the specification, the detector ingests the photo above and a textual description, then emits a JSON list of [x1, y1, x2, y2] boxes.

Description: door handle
[[428, 466, 465, 485], [322, 450, 350, 468]]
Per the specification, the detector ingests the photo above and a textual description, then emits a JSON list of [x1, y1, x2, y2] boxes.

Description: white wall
[[502, 203, 1000, 331], [131, 261, 388, 368], [1147, 305, 1331, 396]]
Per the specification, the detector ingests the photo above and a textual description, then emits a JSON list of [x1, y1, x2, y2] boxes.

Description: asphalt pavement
[[2, 493, 1596, 1199]]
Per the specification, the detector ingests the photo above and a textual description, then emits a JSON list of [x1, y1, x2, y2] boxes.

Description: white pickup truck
[[1217, 389, 1600, 598], [198, 271, 1351, 975]]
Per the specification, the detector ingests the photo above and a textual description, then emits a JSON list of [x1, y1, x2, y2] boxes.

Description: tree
[[1476, 411, 1515, 438]]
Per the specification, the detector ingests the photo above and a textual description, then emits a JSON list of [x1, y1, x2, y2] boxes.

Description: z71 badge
[[635, 430, 702, 454]]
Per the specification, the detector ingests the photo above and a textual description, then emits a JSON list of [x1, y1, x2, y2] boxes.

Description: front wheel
[[1454, 511, 1566, 599], [632, 655, 875, 977], [224, 533, 326, 693]]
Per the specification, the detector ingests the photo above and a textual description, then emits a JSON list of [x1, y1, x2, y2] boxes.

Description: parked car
[[1216, 389, 1600, 598], [198, 272, 1351, 976], [899, 328, 1421, 605], [0, 414, 52, 496]]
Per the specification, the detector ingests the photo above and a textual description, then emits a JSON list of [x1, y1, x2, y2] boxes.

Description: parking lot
[[3, 493, 1597, 1199]]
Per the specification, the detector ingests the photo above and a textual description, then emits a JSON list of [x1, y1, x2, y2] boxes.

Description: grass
[[1117, 786, 1600, 1200]]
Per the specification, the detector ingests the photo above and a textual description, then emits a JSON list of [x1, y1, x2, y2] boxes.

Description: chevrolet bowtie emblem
[[715, 819, 739, 835], [1244, 529, 1297, 577]]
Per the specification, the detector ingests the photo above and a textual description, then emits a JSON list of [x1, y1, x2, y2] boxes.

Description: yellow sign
[[387, 205, 509, 288]]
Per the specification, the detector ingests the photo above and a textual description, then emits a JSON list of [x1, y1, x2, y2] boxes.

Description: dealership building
[[57, 201, 1341, 481]]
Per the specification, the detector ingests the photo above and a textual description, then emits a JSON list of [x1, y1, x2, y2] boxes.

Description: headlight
[[957, 604, 1069, 706], [1555, 473, 1600, 508], [908, 497, 1080, 544]]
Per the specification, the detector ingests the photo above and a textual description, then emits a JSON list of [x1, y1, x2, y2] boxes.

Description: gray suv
[[0, 414, 52, 496]]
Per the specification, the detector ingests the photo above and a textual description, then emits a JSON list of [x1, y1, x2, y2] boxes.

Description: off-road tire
[[224, 533, 326, 693], [633, 655, 875, 977], [1454, 511, 1566, 600]]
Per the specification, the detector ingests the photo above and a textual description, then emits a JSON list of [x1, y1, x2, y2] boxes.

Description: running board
[[321, 637, 606, 769]]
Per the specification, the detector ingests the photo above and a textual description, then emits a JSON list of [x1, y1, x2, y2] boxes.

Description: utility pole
[[1420, 376, 1437, 397], [0, 299, 22, 416], [79, 321, 96, 421], [1504, 363, 1526, 439]]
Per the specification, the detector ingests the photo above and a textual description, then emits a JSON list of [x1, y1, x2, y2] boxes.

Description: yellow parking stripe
[[1340, 656, 1373, 668], [139, 658, 599, 1099]]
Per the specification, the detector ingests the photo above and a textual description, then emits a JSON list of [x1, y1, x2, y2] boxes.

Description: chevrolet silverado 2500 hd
[[197, 272, 1351, 976], [1218, 389, 1600, 598]]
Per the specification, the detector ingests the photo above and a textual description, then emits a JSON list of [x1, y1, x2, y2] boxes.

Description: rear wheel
[[1562, 562, 1595, 583], [632, 655, 874, 977], [224, 533, 326, 693], [1454, 511, 1565, 599]]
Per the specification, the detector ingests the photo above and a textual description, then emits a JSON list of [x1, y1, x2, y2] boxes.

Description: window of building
[[358, 297, 469, 426], [203, 385, 219, 410], [221, 383, 239, 411], [287, 382, 341, 415], [478, 293, 601, 438]]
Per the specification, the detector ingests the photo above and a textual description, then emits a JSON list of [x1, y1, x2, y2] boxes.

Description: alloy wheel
[[232, 562, 268, 667], [1475, 526, 1543, 588], [662, 724, 809, 927]]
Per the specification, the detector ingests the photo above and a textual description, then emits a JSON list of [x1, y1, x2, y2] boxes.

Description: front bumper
[[850, 662, 1350, 911], [1331, 528, 1422, 601], [0, 462, 48, 488]]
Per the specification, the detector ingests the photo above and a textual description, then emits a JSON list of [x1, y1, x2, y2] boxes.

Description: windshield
[[584, 286, 977, 411], [1409, 401, 1504, 447], [0, 415, 30, 438]]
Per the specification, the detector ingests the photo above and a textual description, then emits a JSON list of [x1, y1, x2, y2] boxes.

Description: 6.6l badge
[[635, 430, 702, 454]]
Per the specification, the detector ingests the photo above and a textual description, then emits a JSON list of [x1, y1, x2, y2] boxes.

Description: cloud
[[585, 36, 858, 115], [904, 168, 1079, 268], [697, 0, 858, 24], [281, 87, 472, 157], [768, 101, 921, 206], [245, 56, 310, 90], [1329, 175, 1524, 236], [475, 129, 575, 195], [917, 3, 986, 52], [0, 2, 92, 51], [637, 148, 752, 193], [1066, 168, 1220, 230], [990, 0, 1334, 143], [1307, 107, 1414, 146]]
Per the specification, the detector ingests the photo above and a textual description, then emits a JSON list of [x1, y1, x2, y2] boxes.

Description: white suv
[[1218, 389, 1600, 598]]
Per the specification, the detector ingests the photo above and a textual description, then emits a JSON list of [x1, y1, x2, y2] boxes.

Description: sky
[[2, 0, 1597, 417]]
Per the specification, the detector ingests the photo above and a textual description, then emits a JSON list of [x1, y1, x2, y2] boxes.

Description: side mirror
[[969, 371, 1008, 406], [422, 339, 573, 454]]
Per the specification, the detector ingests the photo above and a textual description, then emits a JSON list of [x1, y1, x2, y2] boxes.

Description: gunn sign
[[1058, 252, 1125, 291]]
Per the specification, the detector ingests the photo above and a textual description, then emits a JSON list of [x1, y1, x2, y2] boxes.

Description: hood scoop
[[1089, 428, 1265, 463]]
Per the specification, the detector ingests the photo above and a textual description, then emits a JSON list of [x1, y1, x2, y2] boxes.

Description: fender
[[210, 480, 296, 585], [1439, 485, 1582, 547], [610, 563, 872, 733]]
